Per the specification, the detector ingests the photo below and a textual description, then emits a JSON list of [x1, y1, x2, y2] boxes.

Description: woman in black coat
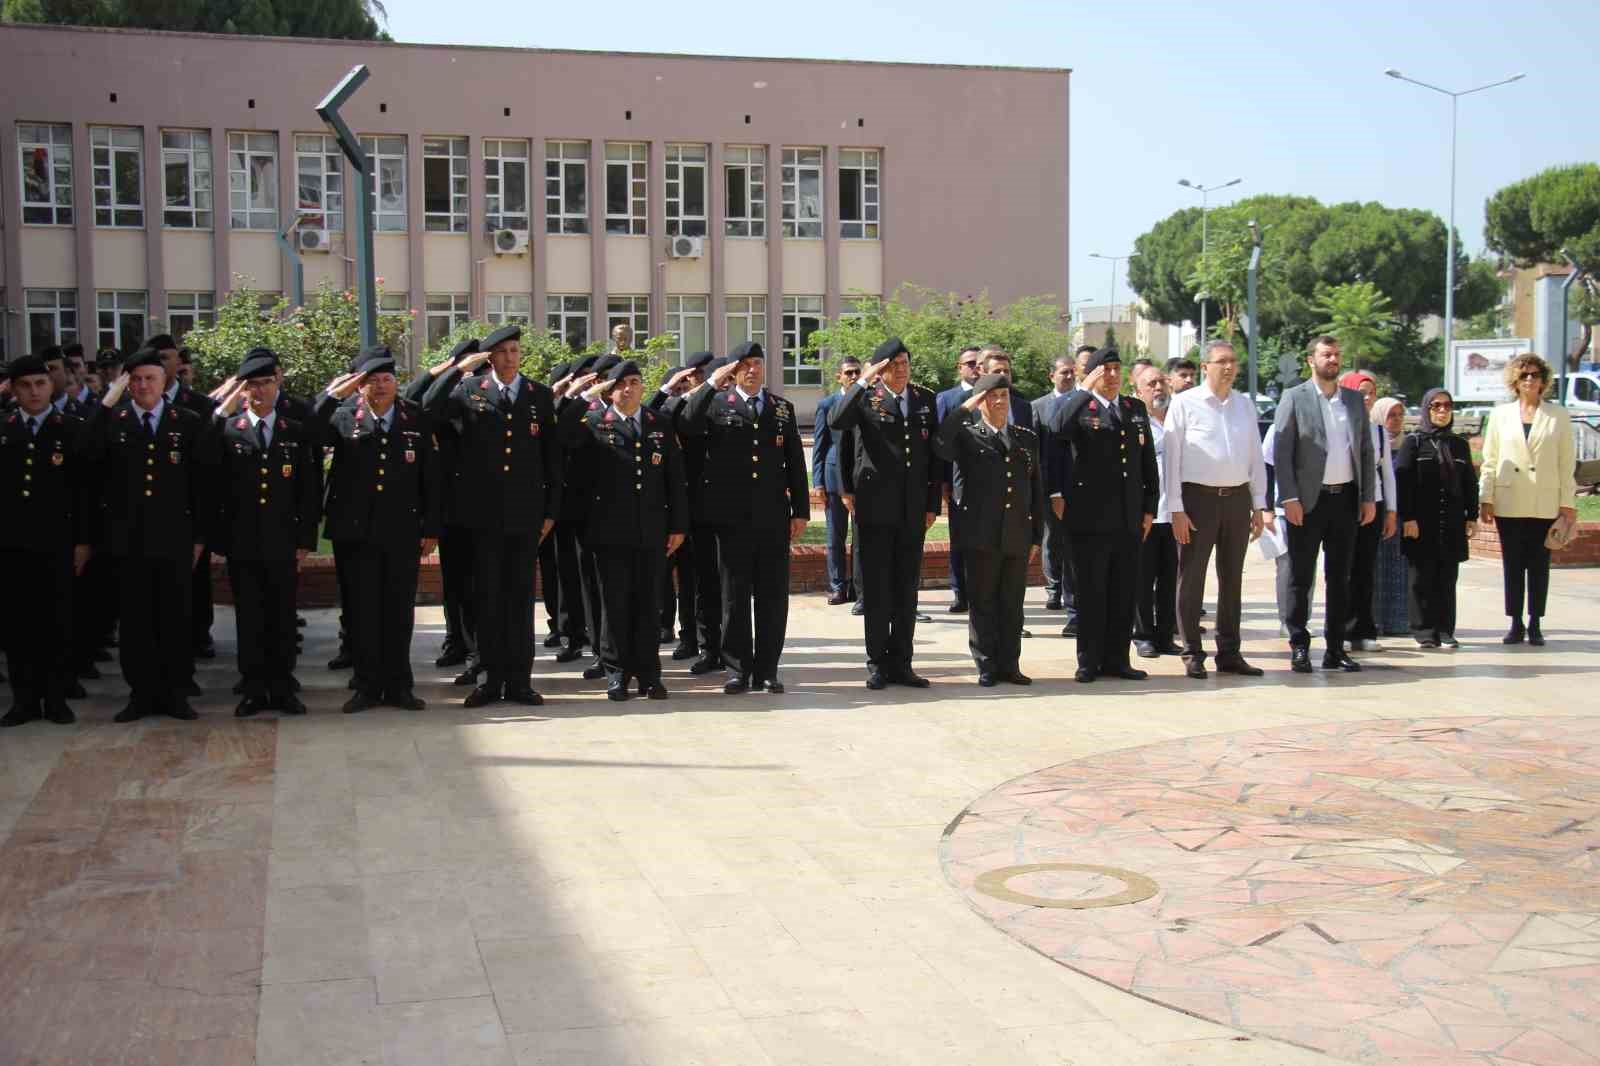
[[1395, 388, 1478, 648]]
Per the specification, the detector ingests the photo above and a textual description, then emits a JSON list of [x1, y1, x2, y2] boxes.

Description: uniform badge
[[1089, 418, 1101, 431], [921, 429, 929, 440], [529, 422, 540, 436], [404, 449, 416, 464], [652, 452, 662, 466], [169, 451, 182, 463], [282, 464, 294, 478], [1139, 433, 1146, 446], [51, 452, 65, 466], [776, 434, 784, 446]]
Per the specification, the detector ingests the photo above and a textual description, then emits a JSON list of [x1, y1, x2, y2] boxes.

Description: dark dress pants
[[947, 546, 967, 604], [823, 491, 851, 595], [1071, 532, 1139, 673], [575, 528, 605, 654], [963, 548, 1026, 674], [343, 538, 419, 694], [691, 522, 722, 657], [119, 550, 194, 703], [713, 524, 790, 680], [333, 537, 358, 652], [439, 524, 477, 657], [1496, 516, 1554, 619], [230, 557, 298, 693], [859, 522, 926, 674], [538, 531, 558, 637], [598, 544, 665, 683], [191, 547, 215, 649], [71, 552, 114, 668], [1041, 508, 1077, 620], [1135, 522, 1177, 646], [1348, 503, 1384, 640], [554, 521, 591, 647], [1407, 553, 1460, 641], [2, 546, 72, 704], [473, 530, 538, 689], [659, 534, 695, 640], [1285, 488, 1358, 652]]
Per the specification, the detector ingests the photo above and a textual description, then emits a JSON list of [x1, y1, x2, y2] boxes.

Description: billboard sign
[[1449, 338, 1531, 403]]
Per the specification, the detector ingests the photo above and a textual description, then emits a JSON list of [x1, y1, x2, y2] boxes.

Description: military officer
[[559, 360, 689, 700], [41, 346, 86, 418], [548, 355, 606, 667], [677, 342, 809, 694], [423, 323, 559, 708], [315, 347, 440, 713], [654, 354, 726, 675], [209, 349, 321, 717], [85, 349, 217, 722], [652, 350, 715, 663], [1, 355, 93, 726], [827, 337, 942, 689], [538, 360, 573, 652], [933, 372, 1044, 685], [409, 337, 481, 675], [1045, 349, 1159, 683]]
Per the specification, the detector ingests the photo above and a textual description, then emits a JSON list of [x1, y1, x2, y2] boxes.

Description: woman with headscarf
[[1395, 388, 1477, 648], [1370, 396, 1409, 638], [1339, 370, 1398, 650]]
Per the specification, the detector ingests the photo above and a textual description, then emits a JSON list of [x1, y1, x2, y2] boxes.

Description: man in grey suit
[[1031, 352, 1080, 617], [1271, 335, 1376, 674]]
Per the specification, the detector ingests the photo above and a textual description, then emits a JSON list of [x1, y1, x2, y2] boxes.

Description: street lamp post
[[1088, 252, 1134, 348], [1383, 68, 1525, 359], [1178, 177, 1242, 349]]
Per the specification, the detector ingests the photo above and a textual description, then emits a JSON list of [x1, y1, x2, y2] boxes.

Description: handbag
[[1545, 511, 1577, 551]]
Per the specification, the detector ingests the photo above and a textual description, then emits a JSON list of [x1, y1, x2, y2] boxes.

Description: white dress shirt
[[734, 385, 766, 415], [492, 370, 521, 403], [247, 407, 278, 448], [1149, 416, 1171, 524], [1316, 385, 1355, 486], [131, 397, 166, 432], [1161, 379, 1267, 513]]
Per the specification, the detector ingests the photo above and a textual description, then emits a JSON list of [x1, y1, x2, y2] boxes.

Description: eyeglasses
[[840, 367, 860, 376], [958, 360, 978, 369]]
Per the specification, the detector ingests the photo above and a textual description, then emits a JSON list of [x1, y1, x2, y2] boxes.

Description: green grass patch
[[1577, 495, 1600, 522], [796, 518, 949, 545]]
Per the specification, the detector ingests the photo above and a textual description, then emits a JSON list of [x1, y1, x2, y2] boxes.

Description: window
[[17, 124, 73, 225], [547, 295, 590, 352], [97, 291, 148, 354], [545, 140, 588, 234], [228, 132, 278, 230], [295, 134, 343, 232], [486, 293, 532, 327], [161, 130, 213, 229], [1576, 378, 1599, 406], [723, 146, 765, 238], [607, 295, 649, 345], [838, 149, 880, 239], [725, 295, 767, 351], [665, 296, 708, 363], [422, 136, 469, 233], [483, 139, 530, 232], [27, 289, 78, 352], [781, 148, 823, 239], [665, 144, 707, 238], [166, 292, 215, 340], [425, 293, 470, 349], [781, 295, 823, 386], [92, 126, 144, 228], [605, 143, 647, 235], [379, 292, 411, 353], [359, 136, 408, 232]]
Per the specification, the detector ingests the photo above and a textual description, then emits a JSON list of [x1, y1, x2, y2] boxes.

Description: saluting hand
[[101, 372, 130, 408], [207, 376, 238, 402], [551, 373, 575, 398], [666, 533, 685, 556], [579, 374, 612, 402], [662, 366, 698, 395], [217, 378, 248, 417], [326, 370, 368, 400], [456, 351, 493, 375], [859, 357, 892, 387], [960, 387, 989, 412], [709, 360, 740, 390]]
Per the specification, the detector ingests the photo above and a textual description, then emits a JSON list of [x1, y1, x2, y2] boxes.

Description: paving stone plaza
[[2, 554, 1597, 1065]]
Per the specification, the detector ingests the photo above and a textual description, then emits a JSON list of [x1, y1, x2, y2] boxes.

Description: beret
[[729, 341, 764, 363], [685, 350, 716, 371], [482, 323, 521, 350], [7, 355, 48, 380], [549, 360, 573, 383], [592, 354, 622, 378], [706, 355, 732, 375], [1085, 347, 1121, 373], [448, 337, 481, 363], [144, 334, 177, 352], [40, 345, 63, 361], [607, 359, 641, 383], [354, 346, 397, 376], [62, 342, 85, 358], [873, 336, 909, 363], [237, 348, 278, 381], [973, 372, 1011, 393], [124, 348, 165, 371], [573, 355, 600, 375]]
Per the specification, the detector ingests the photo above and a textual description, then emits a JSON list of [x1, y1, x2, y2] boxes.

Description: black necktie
[[256, 420, 269, 450], [751, 394, 762, 419], [29, 416, 41, 437], [143, 411, 156, 438]]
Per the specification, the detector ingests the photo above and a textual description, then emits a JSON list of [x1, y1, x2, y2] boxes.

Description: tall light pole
[[1178, 177, 1242, 349], [1384, 68, 1525, 357], [1089, 252, 1134, 347]]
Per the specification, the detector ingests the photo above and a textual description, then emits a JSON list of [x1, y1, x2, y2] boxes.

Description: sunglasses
[[1518, 371, 1545, 381], [840, 367, 861, 375]]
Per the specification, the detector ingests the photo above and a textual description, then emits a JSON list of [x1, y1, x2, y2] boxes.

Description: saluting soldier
[[315, 347, 440, 713], [566, 353, 621, 682], [1, 355, 93, 726], [85, 349, 217, 722], [409, 337, 481, 677], [538, 361, 574, 653], [827, 337, 942, 690], [933, 372, 1045, 686], [656, 354, 726, 676], [549, 355, 601, 664], [652, 350, 715, 663], [559, 360, 689, 700], [209, 349, 321, 717], [677, 342, 809, 694], [423, 323, 560, 708], [1045, 349, 1159, 683]]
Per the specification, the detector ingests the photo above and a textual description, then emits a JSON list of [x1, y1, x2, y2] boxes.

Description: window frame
[[17, 123, 74, 226], [483, 138, 530, 233], [606, 294, 650, 345], [424, 293, 470, 349], [604, 142, 648, 236], [228, 131, 279, 231], [723, 145, 766, 239], [838, 148, 881, 240], [781, 147, 823, 240], [664, 295, 709, 364], [546, 294, 591, 352], [26, 289, 79, 352], [96, 290, 148, 354], [486, 293, 533, 328], [295, 133, 344, 233], [781, 295, 824, 386], [166, 291, 216, 341], [92, 125, 145, 229], [422, 136, 470, 233], [724, 295, 768, 352], [545, 140, 589, 235], [664, 144, 708, 238], [160, 129, 213, 230], [359, 135, 409, 233]]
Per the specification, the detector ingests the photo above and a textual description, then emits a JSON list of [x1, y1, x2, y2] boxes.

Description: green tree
[[3, 0, 388, 38], [1314, 282, 1392, 371], [1485, 163, 1600, 272]]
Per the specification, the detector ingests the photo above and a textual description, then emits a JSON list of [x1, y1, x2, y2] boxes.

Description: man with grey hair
[[1132, 361, 1180, 658], [1162, 340, 1273, 679], [1031, 353, 1078, 616]]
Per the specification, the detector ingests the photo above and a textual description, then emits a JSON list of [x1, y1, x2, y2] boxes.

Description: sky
[[381, 0, 1597, 311]]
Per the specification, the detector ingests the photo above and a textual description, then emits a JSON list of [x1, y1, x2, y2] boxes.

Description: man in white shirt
[[1132, 361, 1180, 658], [1162, 340, 1273, 679]]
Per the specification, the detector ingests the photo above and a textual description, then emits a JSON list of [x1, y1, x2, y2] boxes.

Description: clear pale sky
[[382, 0, 1597, 310]]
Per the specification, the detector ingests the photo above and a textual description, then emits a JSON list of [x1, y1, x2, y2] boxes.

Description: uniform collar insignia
[[479, 379, 490, 389], [236, 418, 248, 429], [588, 400, 602, 411], [603, 411, 615, 422], [355, 409, 365, 421]]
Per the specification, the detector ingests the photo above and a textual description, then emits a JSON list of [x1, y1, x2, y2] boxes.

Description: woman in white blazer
[[1478, 353, 1578, 645]]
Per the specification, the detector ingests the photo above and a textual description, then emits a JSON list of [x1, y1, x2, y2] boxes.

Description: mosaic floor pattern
[[940, 717, 1600, 1066]]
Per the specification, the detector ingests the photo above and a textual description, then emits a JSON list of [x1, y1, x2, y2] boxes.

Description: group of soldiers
[[1, 319, 1192, 726]]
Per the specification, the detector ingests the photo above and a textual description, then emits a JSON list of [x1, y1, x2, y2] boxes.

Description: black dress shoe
[[166, 700, 199, 721], [62, 680, 88, 699], [759, 677, 785, 694], [723, 674, 750, 695], [644, 682, 669, 700], [1185, 661, 1209, 680], [327, 652, 355, 670], [76, 663, 102, 680], [555, 644, 586, 663], [0, 703, 42, 728], [1003, 671, 1033, 686], [1045, 596, 1063, 611], [895, 671, 931, 689], [977, 672, 997, 687], [504, 684, 544, 706], [1290, 647, 1313, 674], [865, 670, 889, 691], [279, 695, 308, 716], [582, 661, 607, 681], [387, 689, 427, 711], [827, 592, 850, 606], [671, 641, 699, 661], [113, 701, 149, 723], [1215, 656, 1264, 677], [1075, 668, 1096, 683], [1060, 623, 1079, 638], [193, 642, 217, 660], [689, 655, 723, 675], [1135, 641, 1159, 659], [453, 666, 482, 686], [234, 697, 264, 718], [348, 676, 360, 690], [1156, 640, 1185, 656], [542, 632, 565, 648], [851, 602, 865, 616], [1528, 620, 1545, 646], [43, 700, 75, 725], [1322, 652, 1361, 672], [1105, 666, 1148, 681], [463, 684, 500, 709], [435, 648, 468, 668], [607, 679, 631, 701], [342, 690, 381, 714], [948, 599, 969, 614], [916, 612, 933, 623], [1503, 620, 1526, 644]]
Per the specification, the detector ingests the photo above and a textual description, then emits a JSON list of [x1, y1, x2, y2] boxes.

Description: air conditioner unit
[[298, 228, 333, 253], [668, 235, 704, 259], [493, 228, 530, 255]]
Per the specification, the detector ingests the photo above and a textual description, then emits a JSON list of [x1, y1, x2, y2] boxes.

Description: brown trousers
[[1175, 484, 1252, 665]]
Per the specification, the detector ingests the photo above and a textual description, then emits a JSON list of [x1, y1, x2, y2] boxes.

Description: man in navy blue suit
[[812, 356, 862, 605], [935, 345, 984, 611]]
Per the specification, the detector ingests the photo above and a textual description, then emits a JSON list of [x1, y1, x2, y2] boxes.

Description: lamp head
[[1384, 68, 1402, 78], [1223, 178, 1242, 188], [1177, 178, 1194, 189]]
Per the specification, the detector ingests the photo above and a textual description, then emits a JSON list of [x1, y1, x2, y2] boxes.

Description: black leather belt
[[1182, 483, 1249, 497]]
